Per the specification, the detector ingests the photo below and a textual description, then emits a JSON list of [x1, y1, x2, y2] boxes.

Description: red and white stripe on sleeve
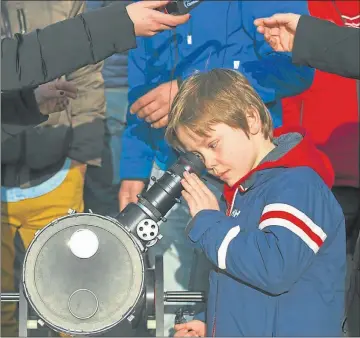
[[259, 203, 327, 253]]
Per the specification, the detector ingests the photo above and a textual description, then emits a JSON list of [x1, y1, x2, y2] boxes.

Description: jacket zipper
[[15, 5, 27, 34]]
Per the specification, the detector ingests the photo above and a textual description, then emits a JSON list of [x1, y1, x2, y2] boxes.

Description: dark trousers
[[332, 186, 360, 337], [83, 88, 128, 217]]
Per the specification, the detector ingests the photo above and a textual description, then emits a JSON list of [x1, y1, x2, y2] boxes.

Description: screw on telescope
[[174, 307, 195, 325]]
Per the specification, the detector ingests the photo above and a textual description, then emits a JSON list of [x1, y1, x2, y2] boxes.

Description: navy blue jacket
[[188, 127, 345, 336]]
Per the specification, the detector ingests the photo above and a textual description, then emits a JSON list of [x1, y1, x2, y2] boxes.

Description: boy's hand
[[174, 320, 206, 337], [181, 171, 220, 217]]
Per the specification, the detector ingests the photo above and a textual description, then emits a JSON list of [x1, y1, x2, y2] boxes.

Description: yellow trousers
[[1, 163, 85, 337]]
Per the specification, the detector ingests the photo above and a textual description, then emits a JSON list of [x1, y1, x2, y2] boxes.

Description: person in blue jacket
[[119, 1, 314, 334], [167, 69, 345, 337]]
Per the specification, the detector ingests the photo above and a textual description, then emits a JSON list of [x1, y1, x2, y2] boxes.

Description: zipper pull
[[187, 35, 193, 45]]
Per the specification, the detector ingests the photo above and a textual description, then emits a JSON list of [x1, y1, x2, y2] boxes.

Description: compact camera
[[163, 0, 202, 15]]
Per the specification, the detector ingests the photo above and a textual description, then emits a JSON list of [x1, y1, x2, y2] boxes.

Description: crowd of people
[[1, 0, 359, 337]]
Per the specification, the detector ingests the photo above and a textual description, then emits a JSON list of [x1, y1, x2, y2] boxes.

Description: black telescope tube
[[116, 152, 205, 233], [142, 152, 204, 215]]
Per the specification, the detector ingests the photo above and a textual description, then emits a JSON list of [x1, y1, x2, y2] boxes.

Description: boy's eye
[[193, 152, 204, 162], [209, 141, 218, 149]]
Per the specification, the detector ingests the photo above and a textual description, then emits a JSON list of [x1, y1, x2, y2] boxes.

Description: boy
[[165, 69, 346, 337]]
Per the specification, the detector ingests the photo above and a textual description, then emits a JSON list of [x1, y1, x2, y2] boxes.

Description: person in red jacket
[[282, 0, 359, 249], [281, 1, 360, 336]]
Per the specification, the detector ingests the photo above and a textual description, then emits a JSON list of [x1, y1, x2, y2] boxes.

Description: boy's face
[[176, 123, 259, 186]]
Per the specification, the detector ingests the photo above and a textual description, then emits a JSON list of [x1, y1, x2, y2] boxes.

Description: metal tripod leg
[[19, 283, 28, 337], [154, 255, 164, 337]]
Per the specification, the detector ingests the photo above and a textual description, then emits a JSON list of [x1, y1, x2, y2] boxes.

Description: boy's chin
[[223, 175, 243, 187], [222, 177, 236, 187]]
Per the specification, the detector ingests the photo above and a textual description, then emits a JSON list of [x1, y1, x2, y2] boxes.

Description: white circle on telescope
[[69, 229, 99, 259]]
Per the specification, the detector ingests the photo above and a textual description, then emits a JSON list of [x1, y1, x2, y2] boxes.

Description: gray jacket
[[1, 1, 106, 188]]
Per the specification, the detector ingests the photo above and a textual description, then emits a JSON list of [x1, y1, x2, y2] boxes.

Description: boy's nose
[[203, 154, 217, 171], [205, 161, 218, 173]]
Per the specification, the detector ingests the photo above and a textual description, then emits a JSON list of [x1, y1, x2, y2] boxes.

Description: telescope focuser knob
[[136, 219, 159, 241]]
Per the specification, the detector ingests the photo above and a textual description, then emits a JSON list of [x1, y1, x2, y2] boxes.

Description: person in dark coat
[[1, 0, 189, 131], [254, 13, 360, 79]]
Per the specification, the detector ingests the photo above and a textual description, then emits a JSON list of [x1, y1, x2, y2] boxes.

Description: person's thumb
[[142, 0, 171, 9], [171, 13, 191, 25]]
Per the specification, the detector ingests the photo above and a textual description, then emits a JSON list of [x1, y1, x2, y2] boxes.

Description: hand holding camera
[[126, 0, 190, 37]]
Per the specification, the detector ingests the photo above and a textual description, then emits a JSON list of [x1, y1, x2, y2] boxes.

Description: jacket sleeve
[[186, 173, 344, 295], [293, 15, 360, 80], [193, 312, 206, 322], [1, 2, 136, 92], [1, 89, 47, 143], [119, 38, 156, 181], [239, 0, 314, 104]]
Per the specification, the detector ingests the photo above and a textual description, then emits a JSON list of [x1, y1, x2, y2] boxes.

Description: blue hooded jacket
[[120, 1, 314, 181], [187, 127, 345, 336]]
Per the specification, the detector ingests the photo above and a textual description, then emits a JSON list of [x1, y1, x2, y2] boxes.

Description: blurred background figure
[[1, 1, 105, 336], [84, 0, 131, 217], [281, 1, 359, 336]]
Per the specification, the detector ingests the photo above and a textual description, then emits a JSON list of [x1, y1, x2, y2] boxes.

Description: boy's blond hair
[[166, 69, 273, 150]]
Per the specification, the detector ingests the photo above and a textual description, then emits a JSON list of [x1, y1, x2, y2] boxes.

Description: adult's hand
[[254, 13, 301, 52], [174, 320, 206, 337], [34, 79, 77, 115], [130, 80, 178, 128], [118, 180, 146, 211], [126, 0, 190, 37]]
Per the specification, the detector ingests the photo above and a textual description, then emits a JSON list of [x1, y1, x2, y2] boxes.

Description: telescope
[[0, 152, 207, 337]]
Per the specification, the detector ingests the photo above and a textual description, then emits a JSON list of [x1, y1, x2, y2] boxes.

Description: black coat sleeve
[[1, 2, 136, 91], [1, 89, 47, 142], [292, 15, 360, 80]]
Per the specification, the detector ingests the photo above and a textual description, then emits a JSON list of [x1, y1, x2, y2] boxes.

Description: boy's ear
[[246, 107, 261, 136]]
